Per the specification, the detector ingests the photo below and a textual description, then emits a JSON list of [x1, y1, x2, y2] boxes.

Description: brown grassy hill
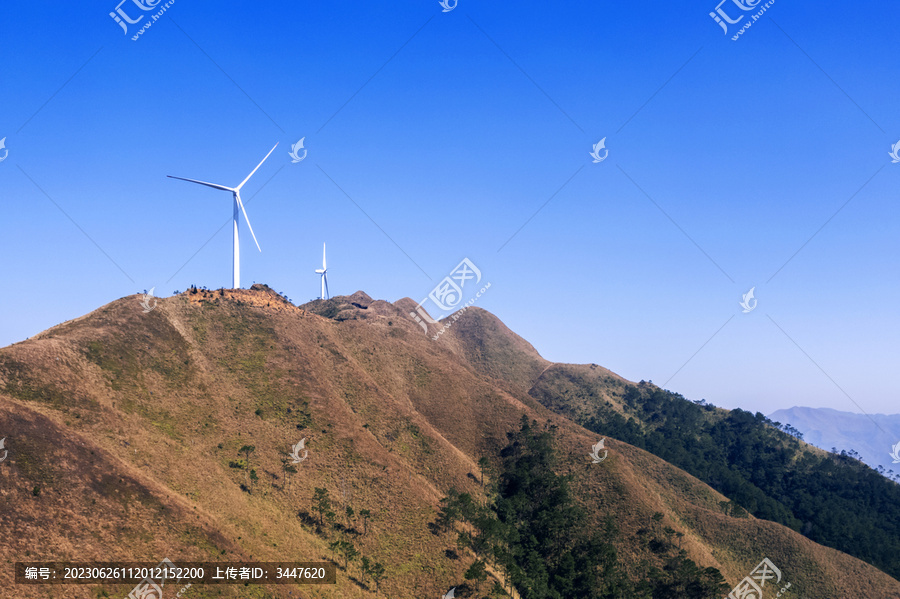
[[415, 303, 549, 395], [0, 287, 897, 598]]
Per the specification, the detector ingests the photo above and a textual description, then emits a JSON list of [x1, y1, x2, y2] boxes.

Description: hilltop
[[0, 286, 898, 598]]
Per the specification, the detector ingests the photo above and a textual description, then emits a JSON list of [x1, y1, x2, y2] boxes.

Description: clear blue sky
[[1, 1, 897, 416]]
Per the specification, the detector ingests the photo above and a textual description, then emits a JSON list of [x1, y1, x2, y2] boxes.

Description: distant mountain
[[768, 406, 900, 477], [1, 286, 898, 597]]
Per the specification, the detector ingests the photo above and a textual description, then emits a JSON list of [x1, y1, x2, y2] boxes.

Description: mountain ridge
[[0, 287, 897, 598], [768, 406, 900, 479]]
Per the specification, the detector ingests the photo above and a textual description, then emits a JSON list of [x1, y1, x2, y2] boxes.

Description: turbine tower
[[167, 143, 278, 289], [315, 243, 329, 300]]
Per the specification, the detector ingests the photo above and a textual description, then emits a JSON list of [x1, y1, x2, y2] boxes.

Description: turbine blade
[[324, 274, 329, 299], [167, 176, 233, 192], [323, 242, 327, 270], [235, 143, 279, 191], [235, 192, 261, 252]]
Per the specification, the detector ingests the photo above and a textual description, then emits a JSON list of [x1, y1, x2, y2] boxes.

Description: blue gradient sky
[[1, 1, 897, 416]]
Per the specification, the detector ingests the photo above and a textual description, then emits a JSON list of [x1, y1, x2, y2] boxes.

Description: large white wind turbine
[[315, 243, 329, 300], [167, 143, 278, 289]]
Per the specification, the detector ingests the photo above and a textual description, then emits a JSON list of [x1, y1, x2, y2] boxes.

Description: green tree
[[313, 487, 331, 530], [464, 559, 488, 596], [368, 561, 386, 595], [435, 491, 461, 535], [328, 540, 341, 563], [338, 540, 359, 571], [239, 445, 255, 486], [477, 456, 489, 487], [360, 556, 370, 585], [359, 509, 371, 535]]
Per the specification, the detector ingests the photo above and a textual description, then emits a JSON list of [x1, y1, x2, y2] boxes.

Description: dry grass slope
[[0, 286, 896, 598]]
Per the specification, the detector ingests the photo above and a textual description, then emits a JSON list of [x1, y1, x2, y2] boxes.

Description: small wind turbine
[[315, 243, 329, 300], [167, 143, 278, 289]]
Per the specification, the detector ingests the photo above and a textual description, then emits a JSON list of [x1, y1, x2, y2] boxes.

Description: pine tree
[[368, 562, 386, 595], [239, 445, 255, 487], [313, 487, 331, 530], [477, 456, 489, 487], [360, 556, 370, 585], [464, 559, 488, 596], [359, 509, 371, 535]]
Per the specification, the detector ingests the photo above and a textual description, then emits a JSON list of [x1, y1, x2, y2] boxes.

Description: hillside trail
[[526, 363, 554, 395], [483, 562, 521, 599]]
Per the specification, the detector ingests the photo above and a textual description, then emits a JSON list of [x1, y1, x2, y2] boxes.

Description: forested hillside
[[529, 378, 900, 580], [437, 416, 731, 598]]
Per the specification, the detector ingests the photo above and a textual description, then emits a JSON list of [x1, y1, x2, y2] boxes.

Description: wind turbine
[[315, 243, 329, 300], [167, 143, 278, 289]]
